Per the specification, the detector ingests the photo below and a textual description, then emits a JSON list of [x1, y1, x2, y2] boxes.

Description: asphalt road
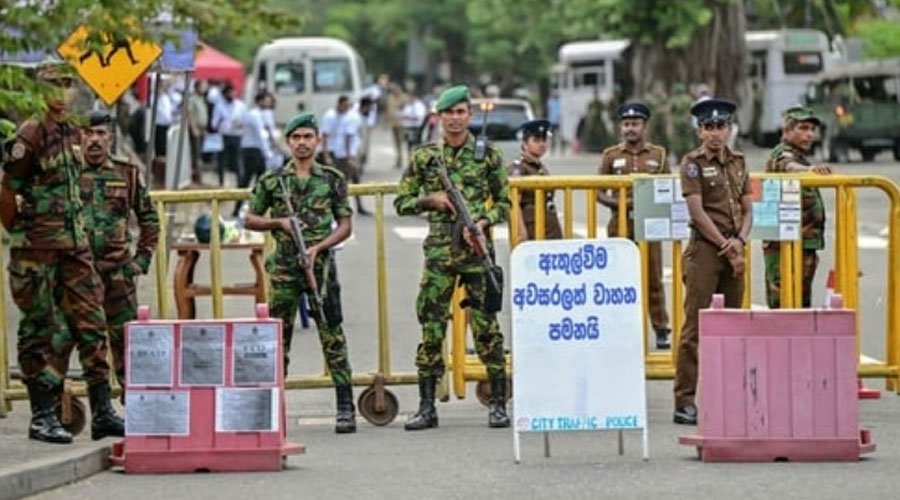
[[9, 126, 900, 499]]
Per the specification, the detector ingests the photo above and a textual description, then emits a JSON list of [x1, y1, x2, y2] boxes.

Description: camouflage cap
[[35, 57, 66, 81], [284, 113, 318, 136], [783, 105, 821, 126], [435, 85, 470, 112]]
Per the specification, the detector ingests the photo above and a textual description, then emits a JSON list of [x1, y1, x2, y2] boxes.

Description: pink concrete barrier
[[679, 294, 875, 461]]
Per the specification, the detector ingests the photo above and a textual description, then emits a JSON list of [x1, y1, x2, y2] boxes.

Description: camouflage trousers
[[415, 244, 505, 379], [52, 265, 137, 387], [764, 246, 819, 308], [8, 247, 109, 390], [267, 252, 352, 385]]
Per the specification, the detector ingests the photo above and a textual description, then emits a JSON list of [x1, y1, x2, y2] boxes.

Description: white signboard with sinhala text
[[511, 239, 648, 462]]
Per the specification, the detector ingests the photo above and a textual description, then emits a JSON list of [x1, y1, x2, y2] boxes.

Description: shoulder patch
[[685, 162, 699, 178], [10, 142, 25, 160], [320, 165, 346, 180]]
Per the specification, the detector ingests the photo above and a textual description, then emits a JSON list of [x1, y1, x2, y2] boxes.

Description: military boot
[[335, 384, 357, 434], [488, 374, 510, 428], [404, 376, 438, 431], [26, 382, 73, 444], [88, 382, 125, 440]]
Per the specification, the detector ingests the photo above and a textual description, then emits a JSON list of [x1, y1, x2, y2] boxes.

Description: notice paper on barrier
[[510, 239, 648, 463], [232, 323, 278, 385], [215, 387, 279, 432], [125, 391, 190, 436], [180, 324, 226, 386], [127, 324, 175, 386]]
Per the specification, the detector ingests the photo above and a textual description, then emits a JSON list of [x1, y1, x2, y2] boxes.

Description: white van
[[740, 29, 838, 145], [246, 37, 366, 126]]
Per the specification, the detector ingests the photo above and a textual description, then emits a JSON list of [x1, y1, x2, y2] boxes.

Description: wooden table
[[172, 242, 266, 319]]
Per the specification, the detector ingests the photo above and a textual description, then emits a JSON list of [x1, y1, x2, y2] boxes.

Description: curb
[[0, 444, 111, 500]]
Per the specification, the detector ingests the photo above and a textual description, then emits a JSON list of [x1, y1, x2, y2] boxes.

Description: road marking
[[392, 223, 606, 242], [858, 235, 887, 250]]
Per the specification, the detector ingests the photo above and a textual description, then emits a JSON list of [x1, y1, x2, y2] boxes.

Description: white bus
[[741, 29, 838, 145], [246, 37, 366, 126], [552, 39, 629, 146], [553, 30, 837, 147]]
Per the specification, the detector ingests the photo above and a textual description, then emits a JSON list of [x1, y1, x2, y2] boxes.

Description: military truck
[[806, 58, 900, 162]]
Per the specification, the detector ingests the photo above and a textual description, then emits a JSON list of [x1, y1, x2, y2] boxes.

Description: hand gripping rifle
[[277, 175, 327, 324], [434, 157, 503, 313]]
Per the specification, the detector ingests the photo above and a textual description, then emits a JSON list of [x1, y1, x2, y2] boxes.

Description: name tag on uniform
[[702, 167, 717, 178], [613, 158, 626, 168], [646, 160, 659, 172], [106, 181, 128, 188]]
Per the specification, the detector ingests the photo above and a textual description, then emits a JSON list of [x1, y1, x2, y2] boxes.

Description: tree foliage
[[1, 0, 301, 117]]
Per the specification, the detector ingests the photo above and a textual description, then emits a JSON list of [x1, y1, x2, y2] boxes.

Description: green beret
[[285, 113, 318, 136], [435, 85, 470, 112], [782, 105, 821, 126]]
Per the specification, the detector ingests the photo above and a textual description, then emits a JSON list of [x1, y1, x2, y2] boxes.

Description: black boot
[[488, 374, 510, 428], [404, 376, 438, 431], [89, 382, 125, 440], [335, 385, 357, 434], [655, 328, 671, 349], [26, 382, 73, 444]]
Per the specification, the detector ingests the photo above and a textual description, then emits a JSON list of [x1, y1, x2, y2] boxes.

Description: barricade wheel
[[357, 387, 399, 426], [475, 380, 513, 407], [55, 397, 87, 436]]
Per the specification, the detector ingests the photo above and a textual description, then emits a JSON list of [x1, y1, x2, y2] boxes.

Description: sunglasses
[[701, 122, 729, 131], [46, 77, 74, 89]]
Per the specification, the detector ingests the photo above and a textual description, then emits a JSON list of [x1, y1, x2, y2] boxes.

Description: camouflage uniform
[[668, 90, 696, 164], [394, 134, 510, 379], [763, 142, 825, 308], [2, 116, 110, 391], [52, 155, 159, 385], [249, 161, 353, 385]]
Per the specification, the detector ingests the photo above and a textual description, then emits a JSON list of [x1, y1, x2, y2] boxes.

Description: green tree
[[1, 0, 301, 117]]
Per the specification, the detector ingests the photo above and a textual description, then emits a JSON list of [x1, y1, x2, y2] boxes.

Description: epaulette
[[110, 154, 136, 167], [601, 144, 622, 156], [319, 164, 346, 180]]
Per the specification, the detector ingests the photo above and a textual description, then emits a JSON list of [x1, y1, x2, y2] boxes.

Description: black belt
[[691, 228, 736, 244]]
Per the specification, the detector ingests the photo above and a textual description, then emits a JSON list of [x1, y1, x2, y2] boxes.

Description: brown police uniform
[[674, 144, 749, 409], [599, 141, 669, 330], [508, 156, 562, 239]]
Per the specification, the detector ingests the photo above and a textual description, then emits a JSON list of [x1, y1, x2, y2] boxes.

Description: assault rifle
[[277, 175, 327, 324], [434, 158, 502, 311]]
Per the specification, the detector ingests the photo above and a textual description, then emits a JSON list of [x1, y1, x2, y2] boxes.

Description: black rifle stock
[[277, 176, 327, 324]]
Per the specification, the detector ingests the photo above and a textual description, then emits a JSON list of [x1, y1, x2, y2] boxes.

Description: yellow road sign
[[57, 25, 162, 105]]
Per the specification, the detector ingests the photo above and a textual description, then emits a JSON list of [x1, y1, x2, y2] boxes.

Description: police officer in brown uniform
[[598, 102, 672, 349], [508, 119, 562, 241], [674, 98, 753, 425]]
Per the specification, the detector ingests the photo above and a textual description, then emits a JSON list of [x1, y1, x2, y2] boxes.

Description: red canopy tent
[[136, 42, 245, 101], [193, 42, 245, 95]]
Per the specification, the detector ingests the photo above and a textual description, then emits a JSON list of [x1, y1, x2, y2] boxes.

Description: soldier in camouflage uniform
[[508, 119, 562, 241], [0, 62, 121, 443], [667, 84, 696, 165], [51, 112, 158, 400], [244, 113, 357, 434], [394, 85, 511, 430], [763, 105, 833, 308]]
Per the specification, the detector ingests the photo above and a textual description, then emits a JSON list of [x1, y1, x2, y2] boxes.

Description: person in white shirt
[[355, 96, 375, 175], [260, 93, 284, 169], [210, 83, 246, 186], [233, 92, 271, 216], [153, 79, 174, 159], [331, 97, 371, 215], [401, 93, 427, 155], [319, 95, 351, 166]]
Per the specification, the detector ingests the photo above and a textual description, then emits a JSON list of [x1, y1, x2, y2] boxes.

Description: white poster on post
[[511, 239, 648, 462]]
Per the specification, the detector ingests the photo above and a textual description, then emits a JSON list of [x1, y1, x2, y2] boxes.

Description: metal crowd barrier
[[1, 174, 899, 422]]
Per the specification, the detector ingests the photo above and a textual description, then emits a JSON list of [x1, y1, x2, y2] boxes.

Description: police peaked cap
[[690, 98, 737, 125], [520, 119, 552, 139], [616, 102, 650, 120]]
